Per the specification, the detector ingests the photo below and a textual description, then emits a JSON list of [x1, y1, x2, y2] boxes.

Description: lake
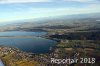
[[0, 60, 4, 66], [0, 31, 57, 53]]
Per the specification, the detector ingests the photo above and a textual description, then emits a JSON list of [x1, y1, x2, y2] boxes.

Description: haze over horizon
[[0, 0, 100, 23]]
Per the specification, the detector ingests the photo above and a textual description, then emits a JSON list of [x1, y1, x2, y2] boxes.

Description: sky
[[0, 0, 100, 23]]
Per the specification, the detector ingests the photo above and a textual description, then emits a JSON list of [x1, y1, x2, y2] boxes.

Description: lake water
[[0, 31, 57, 53], [0, 60, 4, 66]]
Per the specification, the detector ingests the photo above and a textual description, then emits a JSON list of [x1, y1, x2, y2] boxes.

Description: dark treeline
[[50, 31, 100, 40]]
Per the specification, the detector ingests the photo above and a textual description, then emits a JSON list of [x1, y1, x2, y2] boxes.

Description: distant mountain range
[[0, 13, 100, 32]]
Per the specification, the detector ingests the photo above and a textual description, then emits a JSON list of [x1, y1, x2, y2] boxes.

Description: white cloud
[[0, 0, 99, 4], [0, 0, 51, 4], [64, 0, 99, 3]]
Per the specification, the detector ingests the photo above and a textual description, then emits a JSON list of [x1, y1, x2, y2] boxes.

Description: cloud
[[0, 0, 100, 4], [0, 0, 51, 4], [64, 0, 92, 2], [64, 0, 100, 3]]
